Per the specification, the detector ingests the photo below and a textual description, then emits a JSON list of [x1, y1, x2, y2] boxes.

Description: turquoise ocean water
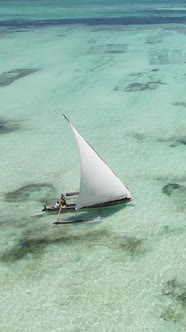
[[0, 1, 186, 331]]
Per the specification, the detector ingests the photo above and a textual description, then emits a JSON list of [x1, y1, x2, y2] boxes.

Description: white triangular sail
[[68, 120, 131, 210]]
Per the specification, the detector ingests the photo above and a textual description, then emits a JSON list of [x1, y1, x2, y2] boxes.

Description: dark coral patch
[[162, 183, 183, 196], [160, 279, 186, 323], [162, 181, 186, 212], [162, 279, 186, 307], [0, 68, 40, 87], [0, 118, 20, 134], [160, 306, 183, 322], [162, 279, 177, 296], [5, 183, 55, 203], [177, 292, 186, 307]]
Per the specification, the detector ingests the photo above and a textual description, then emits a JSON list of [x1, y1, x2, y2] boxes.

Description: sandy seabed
[[0, 1, 186, 331]]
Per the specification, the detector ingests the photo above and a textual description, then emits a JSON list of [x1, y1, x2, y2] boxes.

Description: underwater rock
[[5, 183, 55, 203], [0, 118, 21, 134], [162, 183, 184, 196], [0, 68, 40, 87]]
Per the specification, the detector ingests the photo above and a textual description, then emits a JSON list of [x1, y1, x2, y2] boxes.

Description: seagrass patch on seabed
[[161, 180, 186, 212], [113, 69, 167, 92], [0, 68, 41, 87], [0, 118, 21, 134], [124, 81, 166, 92], [162, 183, 186, 196], [173, 102, 186, 107], [0, 228, 109, 263], [148, 48, 186, 65], [160, 279, 186, 323], [145, 33, 164, 44], [5, 183, 56, 203], [158, 135, 186, 146], [87, 43, 127, 54]]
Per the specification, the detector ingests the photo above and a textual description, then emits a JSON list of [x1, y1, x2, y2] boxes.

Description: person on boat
[[60, 194, 66, 207], [54, 202, 60, 208]]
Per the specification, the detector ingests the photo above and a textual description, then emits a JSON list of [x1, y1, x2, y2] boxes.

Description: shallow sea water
[[0, 1, 186, 331]]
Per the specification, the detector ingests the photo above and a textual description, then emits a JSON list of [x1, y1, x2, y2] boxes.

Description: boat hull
[[42, 197, 132, 212]]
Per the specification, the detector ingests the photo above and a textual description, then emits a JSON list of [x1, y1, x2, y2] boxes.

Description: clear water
[[0, 1, 186, 331]]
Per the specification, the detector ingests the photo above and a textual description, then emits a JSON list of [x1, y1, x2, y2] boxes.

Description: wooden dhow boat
[[42, 115, 132, 223]]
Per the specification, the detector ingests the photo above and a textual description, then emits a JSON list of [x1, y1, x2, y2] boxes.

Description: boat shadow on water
[[53, 203, 134, 225], [0, 203, 139, 264]]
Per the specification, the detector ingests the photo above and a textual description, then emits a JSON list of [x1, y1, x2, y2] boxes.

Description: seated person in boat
[[54, 201, 60, 208], [60, 194, 66, 207]]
